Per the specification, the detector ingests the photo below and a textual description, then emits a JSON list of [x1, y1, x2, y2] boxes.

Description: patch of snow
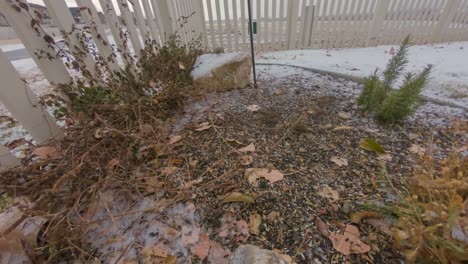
[[258, 42, 468, 107], [191, 52, 247, 79]]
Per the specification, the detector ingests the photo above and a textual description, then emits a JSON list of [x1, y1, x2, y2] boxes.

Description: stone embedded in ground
[[191, 52, 252, 92], [229, 244, 289, 264]]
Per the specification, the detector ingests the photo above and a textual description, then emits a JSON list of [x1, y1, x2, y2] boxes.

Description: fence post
[[0, 145, 20, 170], [0, 0, 72, 86], [287, 0, 300, 49], [432, 0, 461, 42], [141, 0, 162, 44], [367, 0, 391, 46], [153, 0, 174, 40], [0, 50, 63, 144], [42, 0, 97, 78], [197, 0, 209, 47]]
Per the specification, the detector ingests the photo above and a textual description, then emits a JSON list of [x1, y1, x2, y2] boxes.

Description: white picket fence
[[1, 0, 468, 169]]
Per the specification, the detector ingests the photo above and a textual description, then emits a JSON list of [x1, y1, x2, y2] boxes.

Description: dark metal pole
[[247, 0, 257, 87]]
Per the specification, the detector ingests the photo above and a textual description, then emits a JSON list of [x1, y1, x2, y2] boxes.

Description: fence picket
[[132, 0, 150, 44], [214, 0, 224, 48], [0, 0, 72, 86], [197, 0, 209, 47], [240, 0, 247, 51], [0, 50, 63, 144], [142, 0, 162, 44], [232, 0, 240, 51], [223, 0, 233, 51]]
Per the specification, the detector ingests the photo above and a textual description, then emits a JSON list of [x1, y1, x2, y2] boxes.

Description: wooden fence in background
[[1, 0, 468, 168]]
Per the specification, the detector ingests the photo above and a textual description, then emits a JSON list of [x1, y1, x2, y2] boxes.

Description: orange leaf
[[192, 234, 210, 260], [32, 146, 59, 159], [315, 217, 330, 237], [350, 211, 381, 223], [329, 225, 371, 255], [238, 143, 256, 152]]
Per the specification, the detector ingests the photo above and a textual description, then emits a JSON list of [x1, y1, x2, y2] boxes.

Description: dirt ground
[[1, 66, 467, 263]]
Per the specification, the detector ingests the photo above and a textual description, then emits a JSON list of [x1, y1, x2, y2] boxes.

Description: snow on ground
[[191, 52, 247, 79], [258, 41, 468, 108], [0, 43, 25, 52]]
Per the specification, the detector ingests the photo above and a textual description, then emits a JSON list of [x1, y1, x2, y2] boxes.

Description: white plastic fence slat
[[412, 0, 429, 43], [450, 1, 467, 41], [264, 0, 270, 49], [271, 0, 278, 49], [43, 0, 97, 78], [349, 0, 363, 47], [214, 0, 224, 48], [343, 0, 356, 47], [256, 0, 262, 50], [142, 0, 162, 44], [338, 0, 350, 47], [297, 0, 308, 48], [75, 0, 121, 73], [0, 0, 72, 86], [304, 3, 315, 47], [0, 144, 20, 170], [362, 0, 377, 46], [118, 0, 143, 58], [205, 0, 217, 48], [232, 0, 240, 51], [367, 0, 391, 46], [186, 0, 197, 41], [421, 0, 438, 43], [399, 0, 418, 43], [325, 0, 337, 49], [287, 0, 300, 49], [223, 0, 233, 51], [381, 0, 398, 45], [459, 2, 468, 41], [175, 0, 188, 44], [132, 0, 150, 44], [153, 0, 175, 40], [318, 0, 329, 48], [386, 0, 404, 45], [240, 0, 247, 51], [392, 0, 412, 44], [97, 0, 132, 67], [310, 0, 321, 48], [334, 0, 345, 48], [0, 50, 63, 144], [197, 0, 209, 47]]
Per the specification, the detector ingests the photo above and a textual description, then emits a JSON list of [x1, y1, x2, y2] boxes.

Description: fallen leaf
[[152, 242, 169, 258], [181, 226, 200, 245], [377, 153, 392, 161], [240, 155, 253, 165], [316, 217, 330, 237], [329, 225, 371, 255], [245, 168, 284, 184], [163, 255, 177, 264], [350, 211, 381, 223], [222, 192, 255, 204], [247, 105, 260, 112], [333, 125, 353, 131], [317, 186, 340, 201], [193, 234, 210, 260], [249, 212, 262, 235], [409, 144, 425, 155], [307, 108, 318, 115], [169, 135, 182, 145], [194, 122, 211, 131], [367, 218, 392, 236], [161, 167, 178, 174], [226, 139, 244, 146], [337, 112, 351, 120], [330, 157, 348, 167], [32, 146, 59, 159], [238, 143, 256, 152], [94, 128, 109, 138], [360, 138, 386, 154], [106, 159, 119, 170], [456, 145, 467, 152], [267, 211, 280, 222], [208, 241, 231, 264], [235, 220, 250, 240], [178, 62, 186, 70]]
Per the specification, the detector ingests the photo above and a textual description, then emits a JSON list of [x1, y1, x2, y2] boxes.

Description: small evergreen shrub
[[357, 36, 432, 123]]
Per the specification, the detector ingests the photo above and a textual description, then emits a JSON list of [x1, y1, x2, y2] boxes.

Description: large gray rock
[[229, 244, 290, 264]]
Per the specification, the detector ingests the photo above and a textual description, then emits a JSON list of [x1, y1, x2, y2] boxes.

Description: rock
[[230, 244, 289, 264], [191, 52, 252, 92]]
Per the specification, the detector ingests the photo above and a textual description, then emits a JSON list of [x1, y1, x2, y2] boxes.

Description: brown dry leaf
[[307, 108, 318, 115], [208, 241, 231, 264], [106, 159, 119, 170], [222, 192, 255, 204], [163, 255, 177, 264], [409, 144, 426, 155], [249, 212, 262, 235], [330, 157, 348, 167], [267, 211, 280, 222], [317, 186, 340, 201], [194, 122, 211, 131], [32, 146, 59, 159], [178, 61, 186, 70], [193, 234, 210, 260], [247, 104, 260, 112], [235, 220, 250, 241], [377, 153, 392, 161], [333, 125, 353, 131], [161, 167, 178, 175], [367, 218, 392, 236], [238, 143, 256, 152], [240, 155, 253, 166], [152, 242, 169, 258], [337, 112, 351, 120], [169, 135, 182, 145], [456, 145, 467, 152], [350, 211, 381, 223], [94, 128, 109, 138], [181, 226, 200, 245], [245, 168, 284, 184], [316, 217, 330, 237], [329, 225, 371, 255]]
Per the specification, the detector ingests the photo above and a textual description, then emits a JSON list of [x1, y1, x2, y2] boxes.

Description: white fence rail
[[0, 0, 468, 168]]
